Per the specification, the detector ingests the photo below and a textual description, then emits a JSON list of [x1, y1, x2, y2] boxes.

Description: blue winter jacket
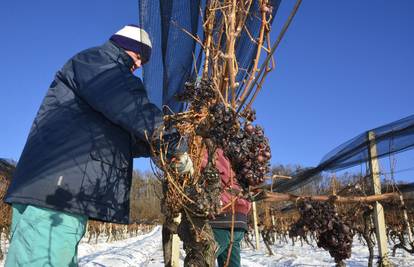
[[5, 41, 163, 223]]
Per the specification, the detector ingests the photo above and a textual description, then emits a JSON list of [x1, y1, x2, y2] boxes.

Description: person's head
[[110, 25, 152, 72]]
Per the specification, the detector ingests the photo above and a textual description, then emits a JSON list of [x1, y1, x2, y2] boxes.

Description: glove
[[171, 152, 194, 175]]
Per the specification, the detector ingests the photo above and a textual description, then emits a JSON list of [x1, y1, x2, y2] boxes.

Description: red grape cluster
[[176, 79, 272, 188], [225, 123, 271, 187], [289, 200, 354, 265], [202, 103, 271, 187]]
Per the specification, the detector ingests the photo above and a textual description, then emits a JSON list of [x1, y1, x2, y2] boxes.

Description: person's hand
[[171, 152, 194, 175]]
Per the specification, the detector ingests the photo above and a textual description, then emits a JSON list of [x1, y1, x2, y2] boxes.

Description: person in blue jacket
[[4, 24, 192, 267]]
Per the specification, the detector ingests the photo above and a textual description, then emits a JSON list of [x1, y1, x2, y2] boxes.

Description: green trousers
[[5, 204, 87, 267], [213, 228, 245, 267]]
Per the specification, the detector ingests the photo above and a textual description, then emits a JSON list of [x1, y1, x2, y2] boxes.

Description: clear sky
[[0, 1, 413, 180]]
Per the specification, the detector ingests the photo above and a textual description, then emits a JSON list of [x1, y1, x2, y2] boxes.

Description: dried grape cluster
[[200, 103, 271, 187], [174, 78, 272, 190], [178, 79, 217, 112], [205, 103, 239, 147], [185, 164, 221, 216], [289, 200, 354, 265], [240, 107, 256, 122], [226, 123, 271, 187]]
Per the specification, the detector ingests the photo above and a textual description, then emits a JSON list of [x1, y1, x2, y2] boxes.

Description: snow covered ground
[[1, 226, 413, 266], [77, 226, 414, 267]]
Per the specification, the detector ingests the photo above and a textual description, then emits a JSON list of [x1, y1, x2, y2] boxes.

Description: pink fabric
[[201, 149, 251, 215]]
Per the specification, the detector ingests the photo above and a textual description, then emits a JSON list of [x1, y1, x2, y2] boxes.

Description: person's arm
[[131, 136, 151, 158], [59, 53, 192, 171], [58, 59, 162, 141]]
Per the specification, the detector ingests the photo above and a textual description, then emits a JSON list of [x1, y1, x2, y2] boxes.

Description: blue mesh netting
[[137, 1, 414, 193], [275, 114, 414, 192], [139, 0, 281, 113]]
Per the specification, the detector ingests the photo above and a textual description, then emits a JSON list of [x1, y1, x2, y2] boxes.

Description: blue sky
[[0, 1, 413, 180]]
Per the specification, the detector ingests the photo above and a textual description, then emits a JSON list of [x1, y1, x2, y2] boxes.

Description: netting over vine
[[275, 114, 414, 192], [138, 0, 281, 112]]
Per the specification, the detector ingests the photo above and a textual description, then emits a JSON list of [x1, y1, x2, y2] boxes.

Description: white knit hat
[[110, 24, 152, 64]]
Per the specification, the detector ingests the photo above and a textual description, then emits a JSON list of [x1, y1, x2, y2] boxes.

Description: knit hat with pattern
[[110, 24, 152, 64]]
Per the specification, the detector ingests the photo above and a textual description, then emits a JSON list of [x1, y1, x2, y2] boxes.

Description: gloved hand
[[171, 152, 194, 175]]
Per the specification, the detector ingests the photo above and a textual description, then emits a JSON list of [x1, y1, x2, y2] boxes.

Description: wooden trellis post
[[271, 213, 277, 242], [367, 131, 392, 266], [269, 177, 277, 241], [171, 214, 181, 267], [252, 201, 260, 250]]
